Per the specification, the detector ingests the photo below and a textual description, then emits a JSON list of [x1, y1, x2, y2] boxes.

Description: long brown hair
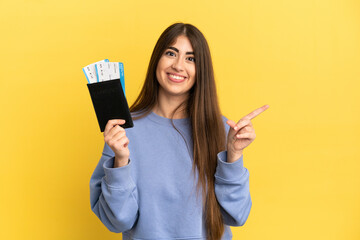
[[130, 23, 226, 240]]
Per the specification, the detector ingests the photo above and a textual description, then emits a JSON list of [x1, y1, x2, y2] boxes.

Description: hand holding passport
[[83, 59, 133, 132]]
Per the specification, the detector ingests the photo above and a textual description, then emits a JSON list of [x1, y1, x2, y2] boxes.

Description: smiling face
[[155, 35, 196, 100]]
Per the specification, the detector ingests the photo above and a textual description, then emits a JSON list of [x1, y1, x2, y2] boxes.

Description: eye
[[165, 51, 176, 57], [187, 57, 196, 62]]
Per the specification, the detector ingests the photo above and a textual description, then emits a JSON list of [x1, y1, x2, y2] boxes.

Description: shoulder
[[221, 115, 229, 123]]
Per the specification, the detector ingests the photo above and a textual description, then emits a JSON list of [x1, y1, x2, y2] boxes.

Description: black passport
[[87, 79, 133, 132]]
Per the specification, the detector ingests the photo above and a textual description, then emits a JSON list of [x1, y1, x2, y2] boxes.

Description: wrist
[[113, 156, 129, 168], [227, 150, 243, 163]]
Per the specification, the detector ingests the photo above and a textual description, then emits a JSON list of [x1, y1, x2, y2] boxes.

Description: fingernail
[[236, 134, 241, 138], [234, 126, 239, 131]]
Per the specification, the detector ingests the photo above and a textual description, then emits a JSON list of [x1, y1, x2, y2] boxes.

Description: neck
[[153, 89, 188, 119]]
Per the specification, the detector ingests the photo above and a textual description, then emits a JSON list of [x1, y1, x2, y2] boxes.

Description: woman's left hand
[[226, 105, 269, 163]]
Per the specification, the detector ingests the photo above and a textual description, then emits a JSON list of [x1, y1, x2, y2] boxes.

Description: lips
[[167, 73, 186, 83]]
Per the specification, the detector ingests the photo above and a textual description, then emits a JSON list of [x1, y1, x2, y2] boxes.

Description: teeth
[[169, 74, 185, 80]]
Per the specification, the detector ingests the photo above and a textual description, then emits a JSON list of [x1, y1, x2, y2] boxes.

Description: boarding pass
[[82, 60, 125, 95]]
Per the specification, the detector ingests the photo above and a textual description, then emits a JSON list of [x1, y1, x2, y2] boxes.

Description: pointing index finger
[[242, 105, 270, 120]]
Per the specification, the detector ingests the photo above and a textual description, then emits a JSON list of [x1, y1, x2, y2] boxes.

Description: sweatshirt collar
[[148, 111, 190, 127]]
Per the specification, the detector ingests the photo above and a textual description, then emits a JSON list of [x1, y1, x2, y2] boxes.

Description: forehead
[[169, 35, 194, 52]]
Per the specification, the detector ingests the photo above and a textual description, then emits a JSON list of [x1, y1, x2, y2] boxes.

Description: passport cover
[[87, 79, 133, 132]]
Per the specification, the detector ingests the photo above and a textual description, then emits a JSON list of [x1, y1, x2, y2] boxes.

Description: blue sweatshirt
[[90, 111, 252, 240]]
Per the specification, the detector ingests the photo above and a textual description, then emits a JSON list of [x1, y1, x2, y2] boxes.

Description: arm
[[214, 151, 252, 226], [90, 142, 139, 232], [217, 105, 269, 225]]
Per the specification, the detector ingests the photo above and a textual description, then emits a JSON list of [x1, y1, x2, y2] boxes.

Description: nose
[[172, 58, 184, 72]]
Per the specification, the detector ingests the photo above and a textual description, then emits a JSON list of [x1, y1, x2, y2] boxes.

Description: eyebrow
[[167, 46, 194, 55]]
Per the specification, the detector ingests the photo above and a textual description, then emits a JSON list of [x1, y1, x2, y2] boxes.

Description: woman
[[90, 23, 269, 240]]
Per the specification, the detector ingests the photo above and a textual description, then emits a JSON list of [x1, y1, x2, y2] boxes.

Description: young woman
[[90, 23, 269, 240]]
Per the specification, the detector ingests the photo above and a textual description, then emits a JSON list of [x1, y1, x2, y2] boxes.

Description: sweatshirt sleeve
[[90, 142, 139, 233], [214, 150, 252, 226]]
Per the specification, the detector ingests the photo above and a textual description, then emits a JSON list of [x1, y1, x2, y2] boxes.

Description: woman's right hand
[[104, 119, 130, 168]]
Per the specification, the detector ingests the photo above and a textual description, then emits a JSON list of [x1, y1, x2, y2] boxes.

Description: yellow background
[[1, 0, 359, 239]]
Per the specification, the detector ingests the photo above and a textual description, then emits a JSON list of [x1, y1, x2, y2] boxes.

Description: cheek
[[190, 66, 196, 80], [155, 66, 160, 81], [189, 70, 196, 88], [156, 58, 167, 75], [155, 60, 164, 80]]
